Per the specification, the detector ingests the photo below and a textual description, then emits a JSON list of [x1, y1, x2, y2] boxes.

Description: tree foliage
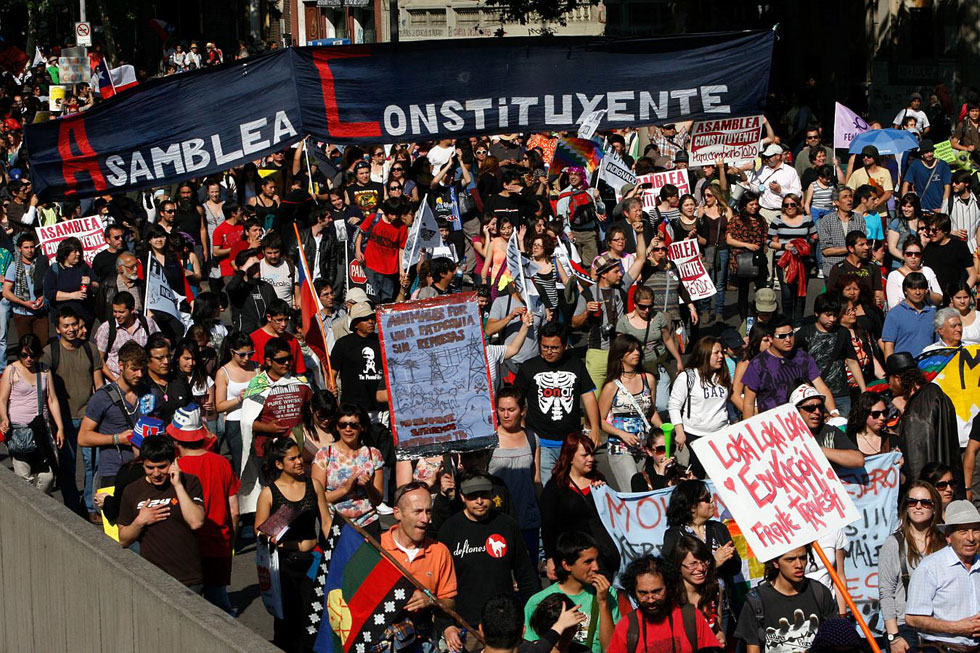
[[481, 0, 602, 33]]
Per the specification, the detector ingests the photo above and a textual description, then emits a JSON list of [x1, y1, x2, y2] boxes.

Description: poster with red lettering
[[668, 239, 716, 301], [36, 215, 108, 266], [690, 403, 860, 561], [637, 170, 690, 211], [377, 292, 497, 458]]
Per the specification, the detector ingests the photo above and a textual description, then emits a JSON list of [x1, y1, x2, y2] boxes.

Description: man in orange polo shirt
[[381, 481, 458, 652]]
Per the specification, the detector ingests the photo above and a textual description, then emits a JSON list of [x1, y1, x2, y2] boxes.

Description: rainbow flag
[[552, 137, 603, 175]]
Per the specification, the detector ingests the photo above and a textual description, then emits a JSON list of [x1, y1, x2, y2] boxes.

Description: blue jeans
[[57, 418, 83, 513], [833, 394, 852, 418], [366, 268, 398, 304], [203, 584, 235, 616], [704, 248, 730, 317], [81, 437, 99, 514], [540, 445, 560, 486]]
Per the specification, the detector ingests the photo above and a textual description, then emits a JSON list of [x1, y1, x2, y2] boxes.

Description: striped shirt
[[816, 211, 867, 276], [768, 215, 816, 261], [810, 182, 835, 211]]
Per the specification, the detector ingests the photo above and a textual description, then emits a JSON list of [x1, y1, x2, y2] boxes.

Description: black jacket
[[539, 478, 621, 582], [299, 225, 339, 289], [900, 383, 963, 492], [662, 520, 742, 581], [226, 273, 278, 334]]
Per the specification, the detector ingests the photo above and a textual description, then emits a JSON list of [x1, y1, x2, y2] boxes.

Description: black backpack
[[625, 604, 698, 653]]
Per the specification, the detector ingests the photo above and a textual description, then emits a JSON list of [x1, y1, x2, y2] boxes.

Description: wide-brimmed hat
[[349, 302, 375, 323], [345, 288, 369, 305], [593, 253, 623, 275], [940, 500, 980, 531], [166, 404, 210, 442], [885, 352, 916, 375]]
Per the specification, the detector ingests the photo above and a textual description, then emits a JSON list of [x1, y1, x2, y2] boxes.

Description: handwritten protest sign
[[690, 403, 861, 561], [36, 215, 107, 266], [378, 293, 497, 458], [578, 109, 607, 140], [594, 452, 900, 634], [637, 170, 690, 211], [668, 239, 716, 301], [687, 115, 763, 167]]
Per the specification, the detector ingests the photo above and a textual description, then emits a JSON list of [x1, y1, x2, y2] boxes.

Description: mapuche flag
[[314, 525, 415, 653], [293, 223, 329, 363]]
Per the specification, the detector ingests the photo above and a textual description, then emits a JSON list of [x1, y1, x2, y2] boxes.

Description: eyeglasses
[[681, 560, 709, 571], [903, 251, 922, 257], [636, 303, 654, 311], [869, 409, 886, 418], [906, 497, 935, 508], [233, 350, 255, 358], [271, 355, 293, 364], [935, 480, 956, 490], [338, 421, 361, 430], [798, 402, 825, 414], [773, 331, 795, 340]]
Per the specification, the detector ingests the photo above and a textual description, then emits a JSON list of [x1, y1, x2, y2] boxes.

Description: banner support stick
[[812, 540, 881, 653]]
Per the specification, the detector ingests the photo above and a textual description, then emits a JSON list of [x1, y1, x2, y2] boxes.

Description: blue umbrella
[[848, 128, 920, 155]]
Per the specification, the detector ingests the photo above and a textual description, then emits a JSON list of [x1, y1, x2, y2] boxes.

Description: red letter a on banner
[[58, 118, 107, 195], [312, 49, 382, 139]]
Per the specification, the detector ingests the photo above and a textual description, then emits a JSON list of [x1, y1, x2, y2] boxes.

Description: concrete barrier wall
[[0, 464, 278, 652]]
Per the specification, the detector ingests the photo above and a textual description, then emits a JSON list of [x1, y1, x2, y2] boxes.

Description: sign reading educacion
[[690, 403, 861, 561]]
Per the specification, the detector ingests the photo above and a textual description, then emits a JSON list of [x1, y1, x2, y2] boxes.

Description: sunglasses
[[782, 203, 799, 208], [20, 351, 37, 359], [161, 209, 175, 214], [903, 251, 922, 257], [391, 167, 404, 171], [389, 185, 402, 190], [935, 480, 956, 490], [338, 421, 361, 430], [636, 303, 654, 311], [869, 409, 886, 418], [906, 497, 935, 508], [271, 355, 293, 364], [475, 150, 488, 155], [651, 247, 667, 252], [798, 403, 825, 414], [773, 331, 795, 340], [653, 445, 667, 454], [233, 350, 255, 358]]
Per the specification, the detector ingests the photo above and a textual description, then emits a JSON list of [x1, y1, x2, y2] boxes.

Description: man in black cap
[[901, 139, 952, 211], [436, 470, 540, 653], [886, 352, 961, 487], [893, 92, 931, 135]]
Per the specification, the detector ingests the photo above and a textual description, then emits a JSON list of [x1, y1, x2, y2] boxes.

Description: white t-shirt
[[805, 528, 847, 593], [893, 107, 930, 133], [260, 259, 295, 302], [885, 266, 942, 309]]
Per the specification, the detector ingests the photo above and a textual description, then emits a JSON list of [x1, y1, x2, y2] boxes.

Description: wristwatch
[[886, 633, 899, 643]]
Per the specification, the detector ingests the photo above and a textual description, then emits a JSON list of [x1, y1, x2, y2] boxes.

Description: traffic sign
[[75, 22, 92, 47]]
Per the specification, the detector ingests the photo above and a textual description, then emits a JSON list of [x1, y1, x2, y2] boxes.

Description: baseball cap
[[790, 384, 826, 407], [459, 476, 493, 496], [353, 161, 370, 171], [919, 139, 935, 153], [761, 144, 782, 158], [754, 288, 777, 313], [909, 92, 923, 102]]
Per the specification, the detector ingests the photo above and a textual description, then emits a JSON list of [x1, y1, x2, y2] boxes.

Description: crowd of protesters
[[8, 50, 980, 652]]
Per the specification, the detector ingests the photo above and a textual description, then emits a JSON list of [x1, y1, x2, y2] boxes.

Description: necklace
[[622, 370, 638, 377]]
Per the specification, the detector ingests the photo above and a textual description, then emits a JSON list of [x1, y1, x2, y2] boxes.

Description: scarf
[[13, 253, 31, 302]]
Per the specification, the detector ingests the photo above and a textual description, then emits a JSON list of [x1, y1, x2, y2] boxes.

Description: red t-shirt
[[250, 327, 307, 375], [213, 220, 244, 276], [608, 607, 719, 653], [176, 451, 241, 557], [364, 218, 408, 275]]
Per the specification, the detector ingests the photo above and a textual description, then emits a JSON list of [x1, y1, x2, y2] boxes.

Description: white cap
[[790, 384, 825, 406], [762, 143, 783, 158]]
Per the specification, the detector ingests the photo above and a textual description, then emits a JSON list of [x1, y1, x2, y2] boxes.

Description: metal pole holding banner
[[812, 541, 881, 653]]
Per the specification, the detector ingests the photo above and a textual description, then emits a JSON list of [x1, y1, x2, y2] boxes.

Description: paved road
[[2, 280, 826, 647]]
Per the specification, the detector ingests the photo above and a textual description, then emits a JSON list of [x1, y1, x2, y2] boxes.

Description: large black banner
[[26, 31, 774, 199]]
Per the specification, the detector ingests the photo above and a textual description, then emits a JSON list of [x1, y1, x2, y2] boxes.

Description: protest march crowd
[[9, 37, 980, 653]]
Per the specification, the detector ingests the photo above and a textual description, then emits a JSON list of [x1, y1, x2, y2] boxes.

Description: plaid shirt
[[816, 211, 867, 276], [650, 126, 689, 168]]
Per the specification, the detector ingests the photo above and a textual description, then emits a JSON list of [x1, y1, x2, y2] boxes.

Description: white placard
[[687, 115, 763, 167]]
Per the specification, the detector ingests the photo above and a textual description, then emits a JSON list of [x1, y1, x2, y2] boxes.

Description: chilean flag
[[96, 60, 138, 99], [148, 19, 175, 41], [292, 224, 331, 380]]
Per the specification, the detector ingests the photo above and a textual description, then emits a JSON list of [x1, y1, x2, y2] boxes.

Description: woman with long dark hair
[[311, 403, 384, 537], [191, 290, 228, 353], [946, 281, 980, 345], [839, 303, 885, 398], [878, 481, 945, 650], [732, 322, 771, 416], [669, 337, 732, 478], [920, 462, 956, 516], [598, 334, 661, 491], [846, 391, 897, 456], [299, 390, 338, 464], [173, 338, 216, 433], [489, 387, 542, 562], [255, 436, 332, 652], [885, 235, 942, 309], [214, 330, 258, 475], [727, 191, 768, 322], [887, 193, 924, 264], [539, 432, 620, 580], [669, 535, 726, 646], [662, 480, 740, 583], [835, 273, 884, 341], [527, 233, 570, 311]]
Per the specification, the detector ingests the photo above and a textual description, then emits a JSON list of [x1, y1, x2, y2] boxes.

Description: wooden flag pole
[[812, 540, 880, 653], [328, 506, 485, 646]]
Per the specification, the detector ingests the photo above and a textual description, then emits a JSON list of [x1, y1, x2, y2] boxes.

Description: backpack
[[106, 315, 151, 356], [50, 340, 96, 376], [625, 604, 698, 653], [561, 189, 598, 230], [743, 580, 829, 647]]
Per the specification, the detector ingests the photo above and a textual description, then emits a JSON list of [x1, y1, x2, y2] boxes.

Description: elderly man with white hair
[[922, 307, 964, 353]]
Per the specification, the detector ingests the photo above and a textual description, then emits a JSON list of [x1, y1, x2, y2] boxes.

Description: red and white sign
[[687, 115, 763, 167], [668, 239, 716, 301], [349, 258, 367, 285], [36, 215, 107, 266], [75, 22, 92, 47], [485, 534, 507, 558], [637, 170, 690, 211], [690, 404, 860, 562]]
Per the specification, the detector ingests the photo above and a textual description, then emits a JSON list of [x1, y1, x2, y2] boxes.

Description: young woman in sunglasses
[[214, 330, 258, 476], [846, 391, 898, 456]]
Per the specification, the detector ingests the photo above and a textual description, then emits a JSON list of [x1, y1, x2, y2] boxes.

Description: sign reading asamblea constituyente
[[25, 31, 774, 199]]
